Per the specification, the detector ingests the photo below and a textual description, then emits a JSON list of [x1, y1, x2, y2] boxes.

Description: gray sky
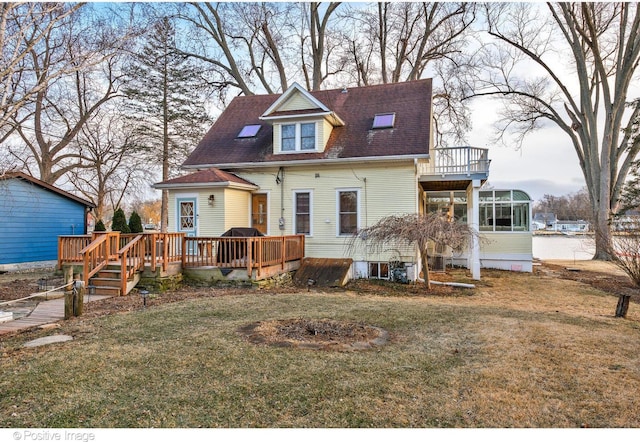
[[468, 96, 586, 203]]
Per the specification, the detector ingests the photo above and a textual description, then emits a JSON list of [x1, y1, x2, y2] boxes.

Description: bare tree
[[67, 109, 147, 223], [471, 2, 640, 260], [603, 223, 640, 318], [0, 2, 84, 143], [348, 212, 475, 289], [302, 2, 342, 91], [338, 2, 477, 145], [178, 2, 301, 97], [3, 4, 134, 185], [178, 2, 345, 98]]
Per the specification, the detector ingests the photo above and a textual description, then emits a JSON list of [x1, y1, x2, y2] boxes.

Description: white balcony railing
[[422, 146, 490, 177]]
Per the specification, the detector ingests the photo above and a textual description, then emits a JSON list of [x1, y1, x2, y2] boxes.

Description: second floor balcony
[[419, 146, 491, 191]]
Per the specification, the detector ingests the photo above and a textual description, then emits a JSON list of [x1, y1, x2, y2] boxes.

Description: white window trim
[[278, 121, 317, 153], [336, 188, 360, 237], [293, 189, 313, 236]]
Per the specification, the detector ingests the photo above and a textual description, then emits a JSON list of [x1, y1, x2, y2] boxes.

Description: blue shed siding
[[0, 179, 87, 265]]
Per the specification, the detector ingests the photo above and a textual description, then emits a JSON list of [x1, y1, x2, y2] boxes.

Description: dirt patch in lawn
[[538, 260, 640, 301], [238, 318, 389, 351]]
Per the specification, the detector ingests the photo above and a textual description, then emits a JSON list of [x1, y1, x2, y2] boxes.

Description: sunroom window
[[479, 190, 531, 232]]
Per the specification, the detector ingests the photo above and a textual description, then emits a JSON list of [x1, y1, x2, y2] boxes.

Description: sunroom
[[424, 188, 533, 272]]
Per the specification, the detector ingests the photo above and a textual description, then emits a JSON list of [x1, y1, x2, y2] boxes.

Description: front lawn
[[1, 268, 640, 427]]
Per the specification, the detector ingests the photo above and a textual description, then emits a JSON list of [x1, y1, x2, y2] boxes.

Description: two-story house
[[154, 79, 533, 282]]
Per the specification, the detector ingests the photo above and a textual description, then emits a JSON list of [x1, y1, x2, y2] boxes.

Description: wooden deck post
[[150, 233, 157, 272], [247, 238, 253, 277], [281, 236, 286, 270]]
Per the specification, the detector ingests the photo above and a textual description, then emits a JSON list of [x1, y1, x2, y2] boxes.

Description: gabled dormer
[[260, 83, 344, 155]]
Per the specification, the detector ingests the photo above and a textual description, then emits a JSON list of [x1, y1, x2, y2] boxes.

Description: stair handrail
[[79, 232, 120, 287], [118, 234, 146, 296]]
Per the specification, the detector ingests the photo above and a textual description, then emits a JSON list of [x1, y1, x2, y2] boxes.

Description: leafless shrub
[[606, 222, 640, 317], [347, 212, 477, 289]]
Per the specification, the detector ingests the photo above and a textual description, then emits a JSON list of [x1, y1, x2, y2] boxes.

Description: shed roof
[[153, 168, 258, 189], [0, 171, 95, 208]]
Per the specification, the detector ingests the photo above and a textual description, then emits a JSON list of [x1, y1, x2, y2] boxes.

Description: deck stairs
[[89, 263, 140, 296]]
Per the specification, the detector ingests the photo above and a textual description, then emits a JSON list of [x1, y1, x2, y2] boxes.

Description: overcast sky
[[467, 96, 587, 203]]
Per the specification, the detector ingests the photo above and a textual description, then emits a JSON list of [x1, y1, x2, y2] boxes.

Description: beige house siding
[[196, 190, 224, 236], [278, 90, 314, 111], [223, 188, 251, 233], [234, 161, 419, 262], [480, 232, 532, 255], [320, 119, 333, 150]]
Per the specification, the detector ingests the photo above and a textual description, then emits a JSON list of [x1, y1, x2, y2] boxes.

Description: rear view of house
[[154, 80, 532, 282], [0, 172, 94, 271]]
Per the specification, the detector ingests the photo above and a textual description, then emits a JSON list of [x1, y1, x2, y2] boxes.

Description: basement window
[[372, 113, 395, 129], [369, 262, 390, 280], [237, 124, 261, 138]]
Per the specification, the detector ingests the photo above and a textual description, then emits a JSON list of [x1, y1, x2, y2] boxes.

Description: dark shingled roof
[[183, 79, 432, 168], [154, 168, 257, 187]]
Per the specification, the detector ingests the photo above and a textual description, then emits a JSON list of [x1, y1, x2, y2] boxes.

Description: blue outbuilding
[[0, 172, 95, 271]]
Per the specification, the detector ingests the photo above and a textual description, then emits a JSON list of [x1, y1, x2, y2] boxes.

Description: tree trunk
[[615, 295, 630, 318], [421, 252, 431, 290], [592, 206, 613, 260]]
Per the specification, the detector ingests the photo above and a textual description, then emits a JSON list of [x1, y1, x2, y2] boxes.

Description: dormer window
[[372, 113, 395, 129], [280, 122, 316, 152], [237, 124, 261, 138]]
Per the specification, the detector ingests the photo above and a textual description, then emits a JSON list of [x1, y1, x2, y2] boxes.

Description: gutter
[[182, 154, 430, 171], [152, 181, 259, 191]]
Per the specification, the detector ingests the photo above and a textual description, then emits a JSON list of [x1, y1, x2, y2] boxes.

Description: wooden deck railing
[[77, 232, 121, 287], [58, 235, 92, 267], [59, 232, 304, 287], [118, 234, 146, 296], [182, 234, 305, 276]]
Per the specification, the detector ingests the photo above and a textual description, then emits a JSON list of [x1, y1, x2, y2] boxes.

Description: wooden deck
[[57, 232, 305, 294], [0, 294, 111, 336]]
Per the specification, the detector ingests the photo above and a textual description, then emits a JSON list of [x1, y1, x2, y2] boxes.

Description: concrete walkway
[[0, 294, 111, 336]]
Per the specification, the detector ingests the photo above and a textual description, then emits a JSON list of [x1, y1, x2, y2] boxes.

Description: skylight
[[237, 124, 261, 138], [372, 113, 395, 129]]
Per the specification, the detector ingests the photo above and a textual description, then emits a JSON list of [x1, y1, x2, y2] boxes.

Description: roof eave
[[182, 153, 430, 171], [261, 82, 331, 117], [152, 181, 259, 191]]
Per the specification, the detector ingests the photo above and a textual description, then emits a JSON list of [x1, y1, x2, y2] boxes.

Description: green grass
[[2, 274, 640, 428]]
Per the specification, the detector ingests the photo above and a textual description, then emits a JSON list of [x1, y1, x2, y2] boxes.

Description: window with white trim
[[479, 190, 531, 232], [369, 262, 389, 279], [337, 189, 359, 235], [281, 124, 296, 151], [279, 122, 316, 152], [294, 190, 312, 235]]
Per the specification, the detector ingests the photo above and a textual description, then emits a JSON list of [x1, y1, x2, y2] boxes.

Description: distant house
[[532, 212, 557, 230], [0, 172, 95, 271], [554, 220, 589, 232], [154, 80, 534, 279]]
